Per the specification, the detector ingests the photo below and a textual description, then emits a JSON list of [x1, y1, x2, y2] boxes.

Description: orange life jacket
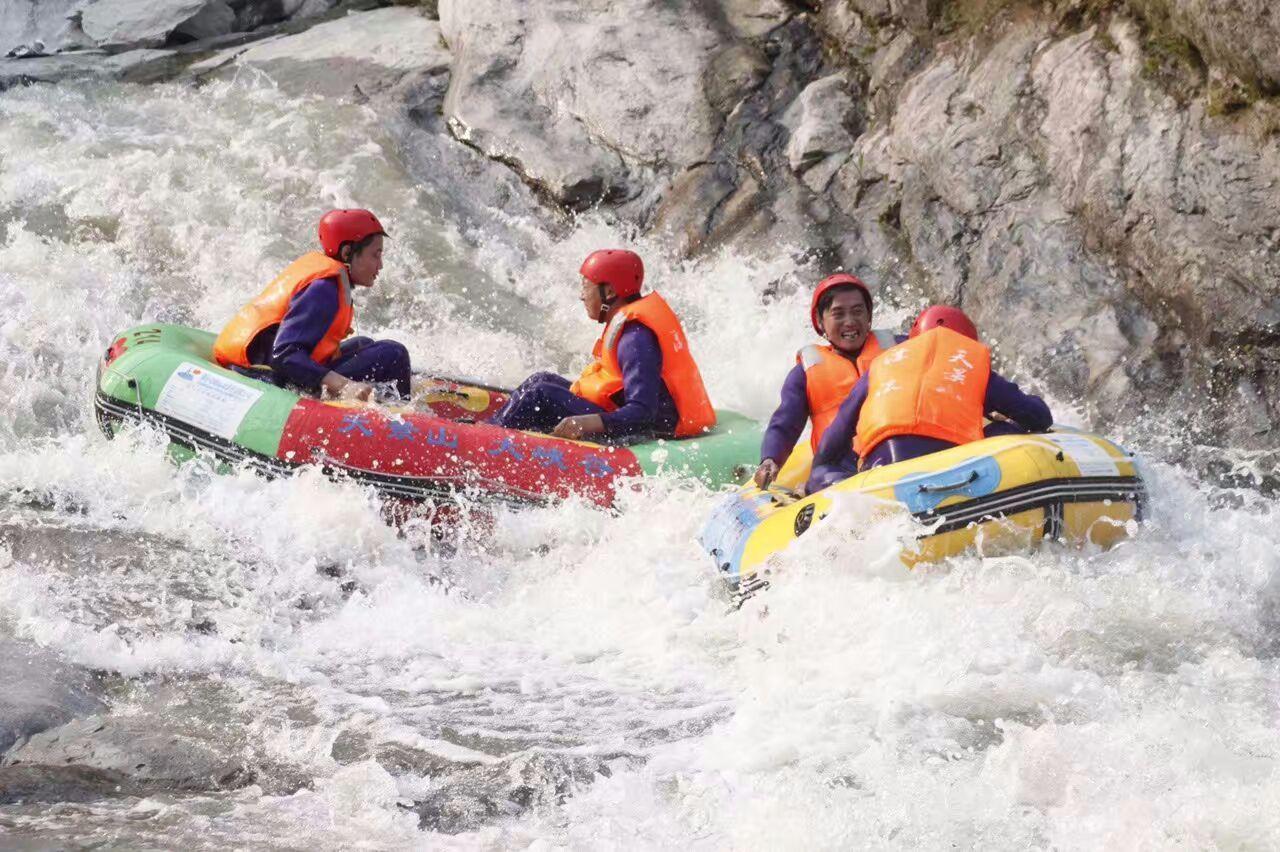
[[854, 327, 991, 457], [570, 292, 717, 438], [213, 252, 353, 369], [798, 330, 895, 451]]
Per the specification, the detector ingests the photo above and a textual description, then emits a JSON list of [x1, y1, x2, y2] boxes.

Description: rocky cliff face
[[435, 0, 1280, 457], [1, 0, 1275, 458]]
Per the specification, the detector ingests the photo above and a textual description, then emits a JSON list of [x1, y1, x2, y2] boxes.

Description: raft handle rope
[[916, 469, 980, 494], [123, 376, 145, 419]]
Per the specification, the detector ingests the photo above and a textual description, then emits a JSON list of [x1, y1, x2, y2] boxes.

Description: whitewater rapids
[[1, 78, 1279, 849]]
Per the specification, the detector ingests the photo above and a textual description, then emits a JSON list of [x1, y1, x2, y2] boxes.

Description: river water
[[1, 78, 1279, 849]]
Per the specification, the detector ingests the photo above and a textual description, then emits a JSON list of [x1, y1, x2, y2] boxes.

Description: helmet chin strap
[[596, 284, 615, 323]]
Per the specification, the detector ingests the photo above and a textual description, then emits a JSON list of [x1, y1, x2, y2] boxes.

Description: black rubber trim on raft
[[93, 393, 550, 508], [96, 392, 293, 480], [917, 475, 1146, 538]]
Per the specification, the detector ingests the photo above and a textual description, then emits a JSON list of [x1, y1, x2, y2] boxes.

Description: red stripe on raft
[[276, 399, 641, 507]]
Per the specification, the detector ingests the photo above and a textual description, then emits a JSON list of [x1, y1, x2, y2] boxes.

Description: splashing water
[[1, 77, 1279, 849]]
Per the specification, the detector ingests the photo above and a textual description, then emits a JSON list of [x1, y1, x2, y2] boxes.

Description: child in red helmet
[[214, 209, 411, 401], [487, 249, 716, 440], [752, 273, 901, 489], [807, 305, 1053, 493]]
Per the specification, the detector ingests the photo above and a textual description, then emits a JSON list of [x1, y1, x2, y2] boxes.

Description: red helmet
[[910, 305, 979, 341], [319, 209, 387, 259], [810, 273, 872, 334], [580, 249, 644, 299]]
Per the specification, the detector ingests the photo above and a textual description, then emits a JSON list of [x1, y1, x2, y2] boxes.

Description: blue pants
[[805, 422, 1035, 493], [983, 420, 1029, 438], [330, 337, 412, 399], [807, 435, 957, 493], [487, 372, 605, 433]]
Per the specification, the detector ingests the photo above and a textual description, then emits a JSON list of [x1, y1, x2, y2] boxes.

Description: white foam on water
[[0, 77, 1278, 848]]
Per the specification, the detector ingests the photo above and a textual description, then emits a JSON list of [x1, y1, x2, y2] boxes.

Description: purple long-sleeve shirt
[[259, 276, 346, 393], [759, 334, 909, 465], [812, 369, 1054, 472], [600, 323, 678, 437], [759, 364, 812, 464]]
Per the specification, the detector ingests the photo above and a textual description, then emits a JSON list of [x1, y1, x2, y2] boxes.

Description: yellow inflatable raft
[[699, 430, 1147, 596]]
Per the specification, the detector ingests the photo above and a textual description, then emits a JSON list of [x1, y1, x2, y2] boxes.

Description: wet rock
[[0, 638, 105, 755], [704, 43, 771, 116], [410, 751, 614, 834], [80, 0, 236, 49], [1028, 20, 1280, 438], [650, 15, 849, 258], [817, 0, 936, 52], [718, 0, 792, 39], [0, 0, 91, 57], [0, 51, 100, 89], [175, 0, 235, 41], [392, 44, 566, 256], [1, 0, 342, 59], [191, 6, 448, 98], [891, 0, 939, 31], [330, 728, 488, 777], [0, 46, 184, 89], [782, 73, 859, 180], [5, 714, 254, 791], [868, 29, 924, 97], [1, 678, 305, 795], [439, 0, 723, 209], [651, 163, 752, 257], [848, 0, 893, 20], [818, 0, 879, 60], [0, 764, 141, 805], [229, 0, 341, 33], [844, 22, 1144, 410]]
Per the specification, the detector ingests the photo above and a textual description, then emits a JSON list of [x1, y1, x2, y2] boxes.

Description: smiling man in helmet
[[807, 305, 1053, 493], [214, 209, 411, 401], [487, 249, 716, 441], [752, 273, 902, 490]]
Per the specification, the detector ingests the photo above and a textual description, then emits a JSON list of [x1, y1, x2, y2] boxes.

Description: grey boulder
[[191, 6, 449, 98], [783, 73, 859, 190], [1, 678, 307, 794], [0, 0, 90, 57], [5, 714, 253, 790], [439, 0, 724, 209], [0, 638, 105, 756], [80, 0, 236, 49], [411, 751, 615, 834]]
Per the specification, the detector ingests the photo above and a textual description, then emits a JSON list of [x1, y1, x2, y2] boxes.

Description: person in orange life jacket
[[213, 209, 411, 402], [486, 249, 717, 441], [752, 273, 903, 489], [807, 305, 1053, 493]]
